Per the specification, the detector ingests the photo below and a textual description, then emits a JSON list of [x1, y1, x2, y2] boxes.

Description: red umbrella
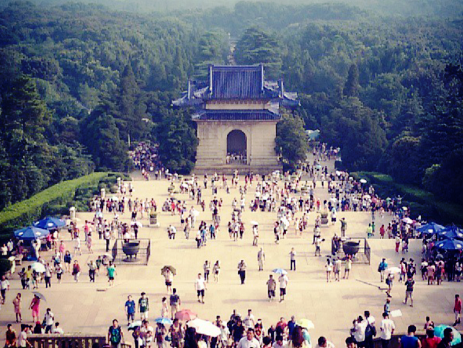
[[175, 309, 197, 321]]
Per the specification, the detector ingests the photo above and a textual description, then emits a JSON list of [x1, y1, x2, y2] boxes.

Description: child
[[384, 299, 391, 315]]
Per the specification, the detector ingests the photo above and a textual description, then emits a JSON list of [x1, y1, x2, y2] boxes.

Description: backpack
[[365, 323, 376, 338]]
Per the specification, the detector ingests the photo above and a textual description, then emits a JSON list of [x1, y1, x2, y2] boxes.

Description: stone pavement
[[0, 165, 461, 346]]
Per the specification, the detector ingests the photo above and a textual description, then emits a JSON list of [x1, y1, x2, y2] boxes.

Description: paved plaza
[[0, 159, 461, 346]]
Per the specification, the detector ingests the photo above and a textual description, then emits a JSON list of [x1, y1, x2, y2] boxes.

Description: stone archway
[[226, 130, 247, 164]]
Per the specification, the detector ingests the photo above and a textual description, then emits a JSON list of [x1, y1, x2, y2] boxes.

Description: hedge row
[[351, 171, 463, 226], [0, 172, 130, 239]]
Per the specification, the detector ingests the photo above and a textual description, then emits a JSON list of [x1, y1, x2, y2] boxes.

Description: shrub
[[0, 172, 131, 238], [0, 258, 12, 277]]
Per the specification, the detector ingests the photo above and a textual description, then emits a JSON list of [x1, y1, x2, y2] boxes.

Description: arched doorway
[[226, 130, 247, 164]]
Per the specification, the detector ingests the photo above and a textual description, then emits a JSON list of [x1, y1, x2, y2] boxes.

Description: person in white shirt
[[0, 276, 10, 304], [243, 309, 256, 329], [17, 326, 29, 348], [380, 313, 395, 348], [353, 316, 367, 346], [140, 320, 154, 348], [365, 311, 375, 326], [44, 308, 55, 333], [315, 336, 335, 348], [194, 273, 207, 304], [52, 322, 64, 334], [278, 274, 289, 302], [237, 328, 260, 348], [272, 335, 286, 348]]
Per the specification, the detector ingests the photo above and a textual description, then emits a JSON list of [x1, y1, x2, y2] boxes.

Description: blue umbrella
[[438, 230, 463, 241], [434, 325, 462, 345], [272, 268, 288, 275], [155, 317, 173, 325], [438, 226, 463, 240], [14, 226, 49, 241], [417, 222, 445, 235], [34, 216, 66, 230], [435, 239, 463, 251]]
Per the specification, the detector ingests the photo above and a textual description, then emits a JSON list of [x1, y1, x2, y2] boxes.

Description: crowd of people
[[2, 143, 461, 348]]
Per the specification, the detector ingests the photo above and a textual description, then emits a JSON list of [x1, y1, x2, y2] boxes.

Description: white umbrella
[[385, 267, 401, 275], [359, 179, 367, 184], [402, 217, 414, 224], [187, 319, 221, 337], [102, 253, 113, 260], [31, 262, 46, 273], [250, 221, 259, 226], [131, 221, 143, 228], [128, 321, 143, 329]]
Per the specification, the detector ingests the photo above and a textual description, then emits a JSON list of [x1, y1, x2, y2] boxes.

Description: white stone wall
[[194, 120, 281, 173]]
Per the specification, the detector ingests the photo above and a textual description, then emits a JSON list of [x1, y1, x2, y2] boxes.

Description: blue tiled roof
[[193, 109, 280, 121], [210, 65, 264, 100]]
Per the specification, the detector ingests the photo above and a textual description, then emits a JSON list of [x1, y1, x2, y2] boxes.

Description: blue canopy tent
[[416, 222, 445, 235], [435, 239, 463, 251], [14, 226, 50, 241], [437, 227, 463, 241], [33, 216, 66, 230]]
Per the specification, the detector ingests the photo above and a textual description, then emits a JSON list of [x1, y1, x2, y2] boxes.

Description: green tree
[[81, 105, 129, 171], [235, 27, 282, 79], [117, 64, 147, 142], [154, 111, 198, 174], [343, 64, 359, 98], [275, 111, 308, 171]]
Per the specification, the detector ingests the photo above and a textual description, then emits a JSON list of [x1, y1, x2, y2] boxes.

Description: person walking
[[378, 259, 388, 282], [404, 276, 415, 307], [453, 294, 462, 326], [213, 261, 221, 282], [267, 275, 277, 302], [13, 293, 22, 323], [278, 273, 289, 302], [139, 292, 149, 320], [108, 319, 124, 348], [258, 248, 265, 271], [169, 288, 181, 320], [238, 260, 247, 285], [107, 262, 116, 286], [125, 295, 136, 325], [325, 259, 333, 282], [341, 218, 347, 237], [29, 294, 41, 323], [88, 260, 97, 282], [72, 260, 81, 282], [44, 308, 55, 333], [290, 248, 297, 271], [0, 275, 10, 304], [203, 261, 210, 283], [195, 273, 206, 304], [380, 312, 395, 348]]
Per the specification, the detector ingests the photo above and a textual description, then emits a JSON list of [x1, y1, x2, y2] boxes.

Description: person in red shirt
[[453, 294, 462, 326], [276, 317, 288, 337], [422, 329, 441, 348]]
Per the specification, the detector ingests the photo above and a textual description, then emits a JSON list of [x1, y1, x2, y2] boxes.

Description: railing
[[111, 238, 151, 266], [27, 334, 106, 348], [364, 238, 371, 265]]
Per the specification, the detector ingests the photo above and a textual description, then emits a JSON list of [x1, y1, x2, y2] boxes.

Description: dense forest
[[0, 0, 462, 211]]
